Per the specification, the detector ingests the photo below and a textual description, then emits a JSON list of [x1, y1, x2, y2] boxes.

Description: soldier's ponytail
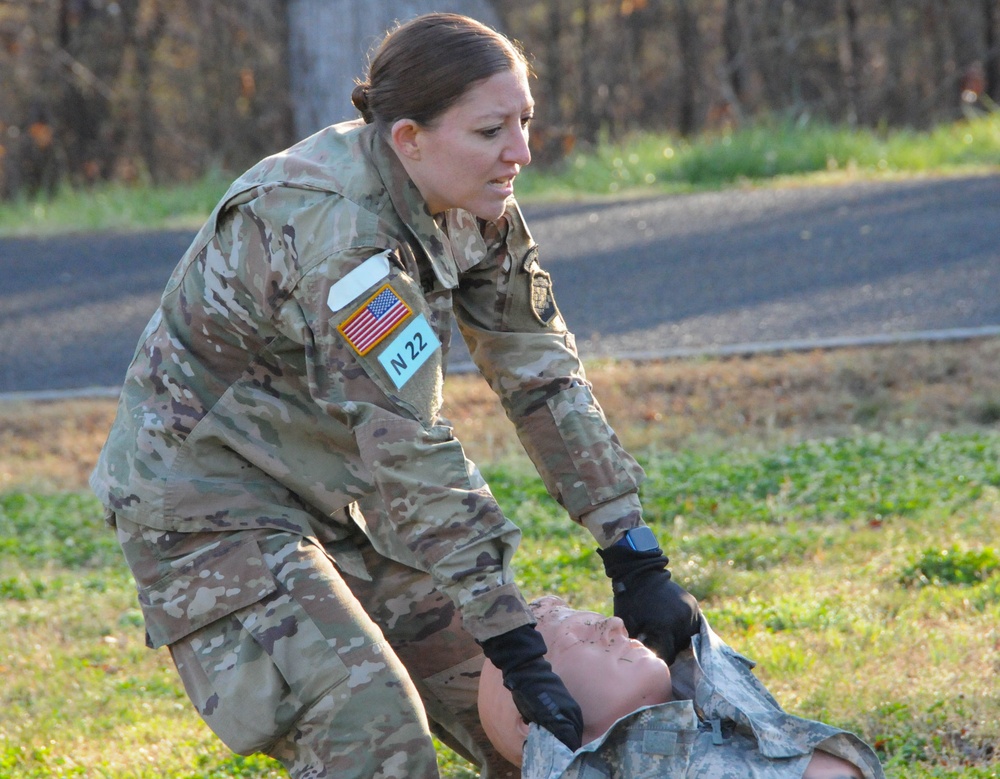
[[351, 83, 374, 124]]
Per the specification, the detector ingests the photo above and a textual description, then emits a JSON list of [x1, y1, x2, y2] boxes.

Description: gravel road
[[1, 173, 998, 396]]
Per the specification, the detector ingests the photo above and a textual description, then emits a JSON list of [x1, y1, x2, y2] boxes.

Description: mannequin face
[[477, 596, 674, 766], [531, 596, 675, 736]]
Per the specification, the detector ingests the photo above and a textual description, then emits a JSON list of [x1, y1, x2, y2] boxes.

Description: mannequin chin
[[478, 653, 533, 766]]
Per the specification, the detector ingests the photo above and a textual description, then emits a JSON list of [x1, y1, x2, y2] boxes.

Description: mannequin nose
[[605, 616, 629, 639]]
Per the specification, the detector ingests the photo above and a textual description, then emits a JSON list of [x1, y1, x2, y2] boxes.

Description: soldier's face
[[532, 596, 674, 743], [394, 65, 534, 221]]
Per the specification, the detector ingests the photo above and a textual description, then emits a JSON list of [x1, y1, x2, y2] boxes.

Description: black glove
[[478, 624, 584, 752], [597, 538, 702, 665]]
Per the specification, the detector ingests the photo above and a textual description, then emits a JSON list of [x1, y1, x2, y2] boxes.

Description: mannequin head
[[477, 596, 674, 766]]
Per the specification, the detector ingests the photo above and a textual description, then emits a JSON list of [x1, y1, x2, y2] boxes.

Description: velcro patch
[[378, 314, 441, 389], [327, 250, 392, 313], [338, 284, 412, 355], [643, 729, 678, 755]]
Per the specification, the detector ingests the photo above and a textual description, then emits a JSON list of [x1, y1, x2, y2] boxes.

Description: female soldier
[[91, 13, 700, 779]]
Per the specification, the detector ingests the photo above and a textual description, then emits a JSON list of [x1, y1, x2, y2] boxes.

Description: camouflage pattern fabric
[[521, 618, 885, 779], [116, 514, 518, 779], [91, 119, 645, 644]]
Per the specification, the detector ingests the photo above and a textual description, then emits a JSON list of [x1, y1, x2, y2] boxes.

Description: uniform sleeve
[[290, 244, 534, 641], [451, 205, 646, 547]]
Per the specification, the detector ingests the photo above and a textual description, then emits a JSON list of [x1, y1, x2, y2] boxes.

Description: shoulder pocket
[[331, 270, 444, 424], [501, 245, 565, 332]]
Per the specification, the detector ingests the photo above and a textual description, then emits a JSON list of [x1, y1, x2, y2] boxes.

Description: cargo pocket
[[615, 702, 700, 779], [162, 534, 362, 755], [137, 534, 278, 649], [171, 587, 352, 755]]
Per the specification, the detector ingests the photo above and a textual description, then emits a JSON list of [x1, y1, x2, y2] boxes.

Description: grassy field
[[2, 113, 999, 776], [2, 338, 999, 778]]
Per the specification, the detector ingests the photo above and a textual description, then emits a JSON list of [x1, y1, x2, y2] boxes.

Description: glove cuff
[[597, 543, 670, 582], [478, 623, 547, 677]]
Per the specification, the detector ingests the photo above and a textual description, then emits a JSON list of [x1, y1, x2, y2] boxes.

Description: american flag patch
[[338, 284, 412, 355]]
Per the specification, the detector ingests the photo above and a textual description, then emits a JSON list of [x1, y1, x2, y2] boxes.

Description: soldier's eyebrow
[[473, 99, 536, 125]]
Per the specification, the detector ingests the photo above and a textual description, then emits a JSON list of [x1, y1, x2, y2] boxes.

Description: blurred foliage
[[899, 545, 1000, 587]]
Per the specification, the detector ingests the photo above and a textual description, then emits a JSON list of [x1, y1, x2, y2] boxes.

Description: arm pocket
[[546, 383, 642, 511], [326, 269, 445, 425], [500, 246, 566, 332]]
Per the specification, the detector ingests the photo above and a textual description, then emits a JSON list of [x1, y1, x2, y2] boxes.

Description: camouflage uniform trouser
[[114, 515, 519, 779]]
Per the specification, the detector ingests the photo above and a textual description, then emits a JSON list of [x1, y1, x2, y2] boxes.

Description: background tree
[[0, 0, 289, 198], [286, 0, 500, 137], [985, 0, 1000, 102], [720, 0, 749, 122]]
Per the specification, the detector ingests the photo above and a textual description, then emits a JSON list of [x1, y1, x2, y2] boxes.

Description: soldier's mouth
[[488, 176, 515, 196]]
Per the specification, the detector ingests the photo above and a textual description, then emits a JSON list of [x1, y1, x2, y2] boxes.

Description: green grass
[[2, 111, 999, 237], [2, 431, 998, 777], [514, 108, 1000, 201], [0, 171, 233, 238]]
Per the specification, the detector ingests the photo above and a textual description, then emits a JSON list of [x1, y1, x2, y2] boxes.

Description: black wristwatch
[[612, 526, 660, 552]]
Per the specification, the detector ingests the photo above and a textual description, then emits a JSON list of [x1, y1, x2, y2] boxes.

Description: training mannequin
[[478, 597, 883, 779]]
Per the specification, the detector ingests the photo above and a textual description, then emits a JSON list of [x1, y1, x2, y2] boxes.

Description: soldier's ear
[[391, 119, 422, 161]]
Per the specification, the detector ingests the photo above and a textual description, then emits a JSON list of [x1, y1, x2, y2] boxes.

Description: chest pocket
[[331, 266, 445, 425]]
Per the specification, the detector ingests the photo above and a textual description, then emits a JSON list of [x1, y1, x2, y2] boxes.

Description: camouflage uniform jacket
[[90, 121, 645, 642], [522, 618, 885, 779]]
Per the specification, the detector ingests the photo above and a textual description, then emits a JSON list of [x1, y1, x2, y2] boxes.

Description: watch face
[[626, 526, 659, 552]]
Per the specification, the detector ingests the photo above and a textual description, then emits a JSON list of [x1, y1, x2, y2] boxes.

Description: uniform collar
[[366, 129, 463, 289], [366, 128, 512, 286]]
